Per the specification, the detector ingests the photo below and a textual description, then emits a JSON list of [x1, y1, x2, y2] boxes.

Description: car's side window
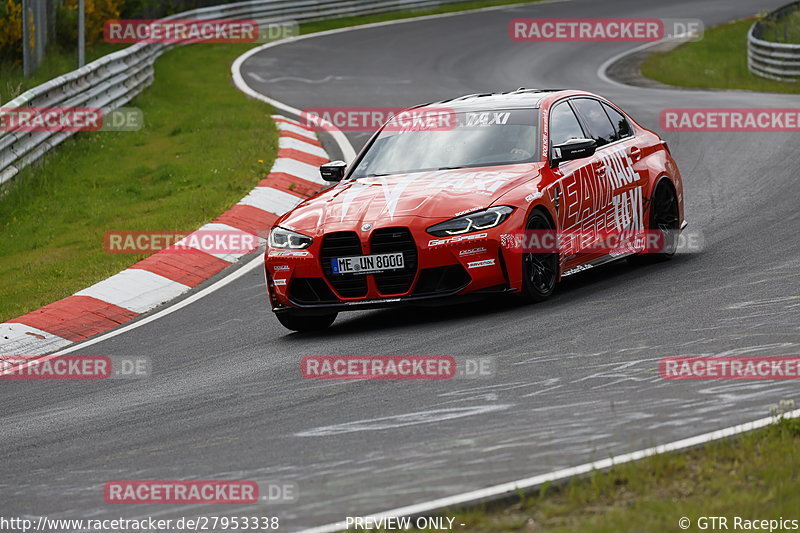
[[572, 98, 616, 148], [602, 102, 633, 140], [549, 102, 585, 146]]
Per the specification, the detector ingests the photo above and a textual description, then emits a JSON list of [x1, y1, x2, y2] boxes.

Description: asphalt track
[[3, 0, 800, 530]]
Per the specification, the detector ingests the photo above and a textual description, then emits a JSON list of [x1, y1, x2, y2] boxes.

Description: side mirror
[[320, 160, 347, 182], [551, 138, 597, 167]]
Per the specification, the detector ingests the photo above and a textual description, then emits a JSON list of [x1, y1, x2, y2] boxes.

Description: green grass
[[641, 17, 800, 93], [0, 42, 278, 321], [375, 411, 800, 533], [768, 7, 800, 43]]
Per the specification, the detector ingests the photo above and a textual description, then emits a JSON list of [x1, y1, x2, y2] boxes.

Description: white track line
[[597, 32, 701, 88], [299, 410, 800, 533], [0, 253, 265, 374], [54, 253, 265, 356]]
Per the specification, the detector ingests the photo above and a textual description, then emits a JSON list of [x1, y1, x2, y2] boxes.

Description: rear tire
[[630, 179, 679, 264], [276, 311, 337, 332], [517, 210, 558, 303]]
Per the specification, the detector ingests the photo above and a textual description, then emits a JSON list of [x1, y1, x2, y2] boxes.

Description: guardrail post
[[21, 0, 33, 77], [78, 0, 86, 68]]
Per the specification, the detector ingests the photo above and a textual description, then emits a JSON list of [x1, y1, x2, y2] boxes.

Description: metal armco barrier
[[748, 0, 800, 82], [0, 0, 469, 186]]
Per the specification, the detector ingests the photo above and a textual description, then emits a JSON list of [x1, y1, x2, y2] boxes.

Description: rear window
[[572, 98, 616, 148], [602, 102, 633, 140]]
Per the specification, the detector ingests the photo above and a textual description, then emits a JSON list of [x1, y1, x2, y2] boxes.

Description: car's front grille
[[320, 232, 367, 298], [370, 228, 418, 295], [413, 265, 471, 296]]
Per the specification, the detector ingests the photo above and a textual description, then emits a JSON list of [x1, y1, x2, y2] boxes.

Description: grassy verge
[[772, 7, 800, 43], [389, 412, 800, 532], [0, 0, 546, 322], [641, 17, 800, 94], [0, 42, 278, 321]]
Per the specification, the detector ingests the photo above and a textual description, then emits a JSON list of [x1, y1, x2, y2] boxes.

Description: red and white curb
[[0, 115, 328, 356]]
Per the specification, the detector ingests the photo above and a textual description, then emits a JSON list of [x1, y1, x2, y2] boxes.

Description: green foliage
[[642, 18, 800, 93]]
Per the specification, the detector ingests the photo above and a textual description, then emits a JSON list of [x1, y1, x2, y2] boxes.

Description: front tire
[[518, 210, 558, 303], [276, 311, 337, 332]]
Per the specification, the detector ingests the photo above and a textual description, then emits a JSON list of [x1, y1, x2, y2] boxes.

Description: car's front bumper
[[264, 219, 526, 314], [271, 284, 512, 315]]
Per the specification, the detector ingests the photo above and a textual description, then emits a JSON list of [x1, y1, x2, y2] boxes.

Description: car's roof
[[417, 88, 578, 112]]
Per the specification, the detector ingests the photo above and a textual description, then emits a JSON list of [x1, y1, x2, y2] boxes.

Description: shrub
[[0, 0, 23, 64], [57, 0, 123, 48]]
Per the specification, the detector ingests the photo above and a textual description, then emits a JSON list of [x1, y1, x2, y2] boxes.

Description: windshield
[[350, 108, 539, 179]]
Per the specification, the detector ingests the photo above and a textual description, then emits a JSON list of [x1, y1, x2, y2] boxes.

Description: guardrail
[[0, 0, 469, 186], [748, 0, 800, 82]]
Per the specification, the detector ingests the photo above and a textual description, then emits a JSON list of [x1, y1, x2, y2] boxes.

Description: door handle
[[629, 146, 642, 161]]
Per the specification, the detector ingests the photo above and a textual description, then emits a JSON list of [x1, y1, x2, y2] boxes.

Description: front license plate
[[331, 252, 404, 275]]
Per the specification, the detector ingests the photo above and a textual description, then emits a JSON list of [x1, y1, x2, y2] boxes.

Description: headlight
[[426, 206, 514, 237], [269, 226, 313, 249]]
